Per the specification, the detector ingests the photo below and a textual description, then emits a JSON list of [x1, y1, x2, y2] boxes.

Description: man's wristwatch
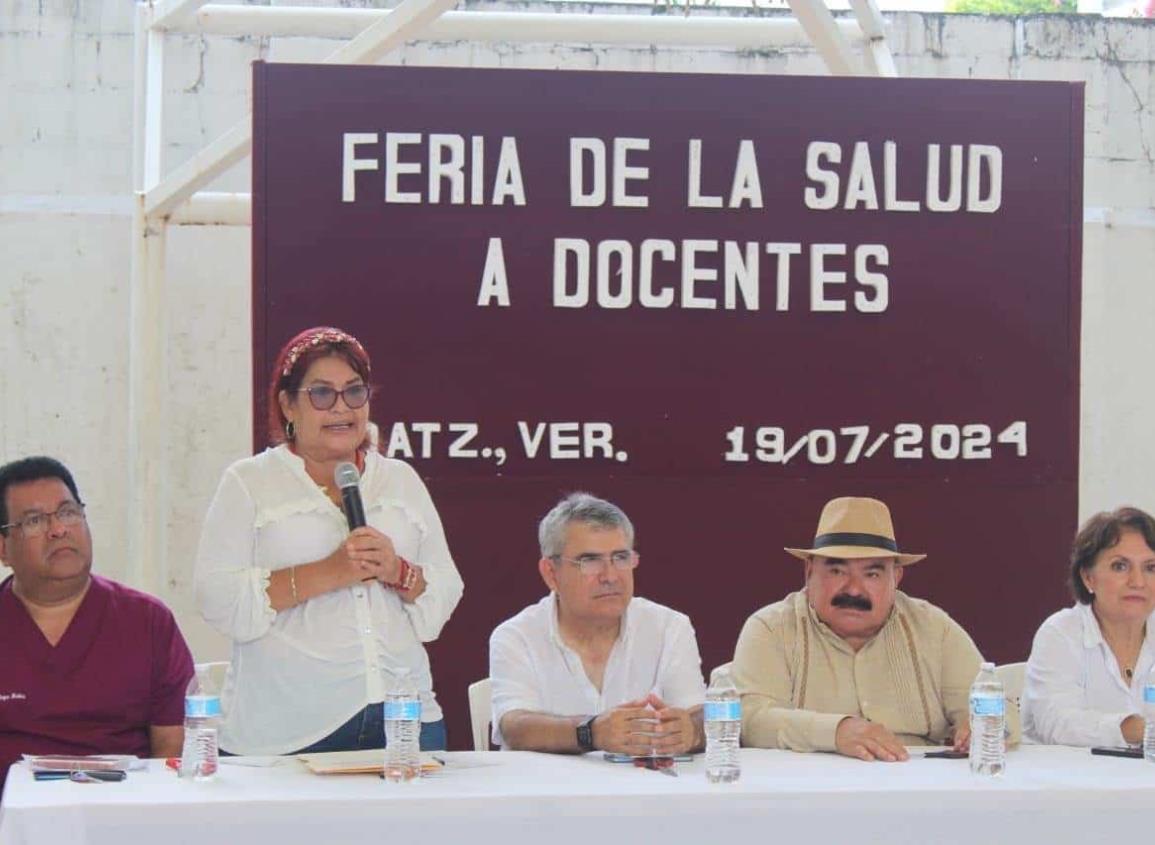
[[576, 715, 597, 752]]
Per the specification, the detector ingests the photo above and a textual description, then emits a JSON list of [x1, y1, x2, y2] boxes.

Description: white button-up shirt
[[489, 593, 706, 747], [195, 446, 464, 755], [1022, 602, 1155, 747]]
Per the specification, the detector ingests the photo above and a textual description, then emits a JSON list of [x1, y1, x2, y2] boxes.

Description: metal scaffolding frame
[[128, 0, 895, 591]]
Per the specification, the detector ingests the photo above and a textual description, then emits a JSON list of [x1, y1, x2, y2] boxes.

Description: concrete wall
[[1, 0, 1152, 663]]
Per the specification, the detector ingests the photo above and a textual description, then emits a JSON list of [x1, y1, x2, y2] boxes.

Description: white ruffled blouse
[[194, 445, 464, 755]]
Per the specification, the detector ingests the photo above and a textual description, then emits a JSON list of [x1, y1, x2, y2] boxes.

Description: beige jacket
[[732, 590, 1020, 752]]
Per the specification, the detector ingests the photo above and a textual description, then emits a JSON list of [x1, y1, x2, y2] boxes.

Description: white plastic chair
[[996, 661, 1027, 709], [468, 678, 492, 751], [710, 661, 733, 686]]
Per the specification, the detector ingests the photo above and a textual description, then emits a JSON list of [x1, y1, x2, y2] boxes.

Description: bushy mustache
[[831, 593, 872, 611]]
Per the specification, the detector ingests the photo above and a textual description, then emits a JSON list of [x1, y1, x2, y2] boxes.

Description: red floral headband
[[280, 328, 368, 378]]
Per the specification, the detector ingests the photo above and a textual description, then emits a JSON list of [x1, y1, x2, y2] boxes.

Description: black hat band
[[812, 532, 899, 553]]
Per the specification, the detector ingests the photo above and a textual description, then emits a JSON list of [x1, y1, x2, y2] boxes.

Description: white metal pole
[[785, 0, 861, 75], [128, 1, 169, 596], [144, 6, 167, 189], [144, 0, 463, 221], [132, 3, 149, 192], [151, 0, 214, 32], [848, 0, 897, 76], [177, 6, 864, 49], [144, 123, 251, 220], [128, 196, 168, 597], [170, 191, 252, 226]]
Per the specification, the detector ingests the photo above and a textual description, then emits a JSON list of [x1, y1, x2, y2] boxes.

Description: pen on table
[[34, 770, 127, 782]]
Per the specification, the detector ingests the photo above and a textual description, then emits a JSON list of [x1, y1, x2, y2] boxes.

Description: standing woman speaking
[[195, 327, 464, 755]]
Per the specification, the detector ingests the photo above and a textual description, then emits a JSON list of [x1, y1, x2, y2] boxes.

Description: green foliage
[[947, 0, 1077, 14]]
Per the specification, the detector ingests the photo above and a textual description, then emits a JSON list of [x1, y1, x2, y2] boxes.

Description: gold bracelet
[[289, 565, 299, 605]]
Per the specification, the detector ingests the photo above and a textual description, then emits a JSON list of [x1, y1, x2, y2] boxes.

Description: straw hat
[[784, 497, 925, 566]]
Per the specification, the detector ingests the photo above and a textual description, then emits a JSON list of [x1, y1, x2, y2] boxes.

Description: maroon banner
[[253, 63, 1083, 749]]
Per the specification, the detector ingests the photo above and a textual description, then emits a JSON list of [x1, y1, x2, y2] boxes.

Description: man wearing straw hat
[[732, 496, 1017, 761]]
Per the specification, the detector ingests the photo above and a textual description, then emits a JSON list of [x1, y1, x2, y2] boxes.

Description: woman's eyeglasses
[[297, 384, 371, 411]]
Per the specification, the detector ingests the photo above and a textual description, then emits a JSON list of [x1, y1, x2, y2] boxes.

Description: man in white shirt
[[489, 492, 706, 754]]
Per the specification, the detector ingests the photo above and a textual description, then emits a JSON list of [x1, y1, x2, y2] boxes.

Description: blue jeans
[[289, 704, 447, 755]]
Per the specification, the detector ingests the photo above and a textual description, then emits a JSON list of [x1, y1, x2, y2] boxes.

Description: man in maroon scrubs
[[0, 456, 194, 791]]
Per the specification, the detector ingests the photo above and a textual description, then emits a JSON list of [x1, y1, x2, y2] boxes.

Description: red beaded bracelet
[[388, 557, 418, 592]]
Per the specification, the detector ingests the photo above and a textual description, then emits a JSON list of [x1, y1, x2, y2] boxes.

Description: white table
[[2, 746, 1154, 845]]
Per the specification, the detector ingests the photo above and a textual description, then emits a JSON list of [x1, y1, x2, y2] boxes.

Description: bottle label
[[703, 700, 741, 721], [970, 694, 1005, 717], [185, 695, 222, 718], [384, 700, 421, 721], [1144, 686, 1155, 704]]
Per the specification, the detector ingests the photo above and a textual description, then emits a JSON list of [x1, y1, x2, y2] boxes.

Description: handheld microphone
[[334, 462, 366, 531]]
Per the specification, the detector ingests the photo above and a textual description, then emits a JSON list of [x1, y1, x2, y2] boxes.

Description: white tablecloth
[[2, 746, 1154, 845]]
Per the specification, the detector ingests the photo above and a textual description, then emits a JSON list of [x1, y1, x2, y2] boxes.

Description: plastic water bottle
[[968, 662, 1006, 776], [704, 672, 741, 783], [179, 664, 222, 781], [383, 668, 422, 782], [1143, 665, 1155, 762]]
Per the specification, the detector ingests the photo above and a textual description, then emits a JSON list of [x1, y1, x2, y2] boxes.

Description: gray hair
[[538, 492, 635, 559]]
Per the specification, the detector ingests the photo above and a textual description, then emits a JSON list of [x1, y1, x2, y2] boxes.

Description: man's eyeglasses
[[297, 383, 371, 411], [1, 502, 87, 538], [550, 550, 639, 576]]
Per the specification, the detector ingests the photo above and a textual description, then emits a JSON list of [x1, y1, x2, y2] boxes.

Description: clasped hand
[[592, 693, 697, 756], [341, 526, 402, 584], [339, 526, 427, 602]]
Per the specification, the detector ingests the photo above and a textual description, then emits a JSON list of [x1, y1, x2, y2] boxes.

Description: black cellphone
[[34, 769, 128, 781], [922, 749, 968, 759], [603, 752, 694, 763], [1090, 745, 1143, 759], [79, 770, 128, 781]]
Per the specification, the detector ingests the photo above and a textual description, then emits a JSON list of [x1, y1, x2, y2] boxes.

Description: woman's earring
[[285, 420, 296, 439]]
